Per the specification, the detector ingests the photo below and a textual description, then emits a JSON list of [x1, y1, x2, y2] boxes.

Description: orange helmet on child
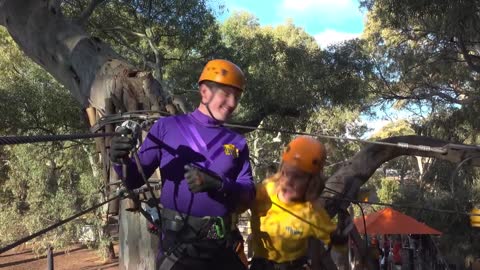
[[281, 136, 326, 174], [198, 59, 246, 91]]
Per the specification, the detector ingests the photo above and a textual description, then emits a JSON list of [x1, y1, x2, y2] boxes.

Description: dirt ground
[[0, 244, 119, 270]]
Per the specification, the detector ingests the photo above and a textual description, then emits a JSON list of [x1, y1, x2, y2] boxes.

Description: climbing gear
[[198, 59, 246, 91], [113, 120, 163, 237], [110, 120, 143, 163], [231, 228, 249, 268], [156, 208, 240, 270], [281, 136, 326, 174], [160, 208, 230, 241], [110, 128, 135, 164]]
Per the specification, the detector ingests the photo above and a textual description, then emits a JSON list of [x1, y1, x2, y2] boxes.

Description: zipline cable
[[0, 183, 163, 255], [224, 123, 448, 154], [0, 132, 118, 146], [0, 111, 464, 155], [92, 111, 452, 154], [318, 194, 480, 217]]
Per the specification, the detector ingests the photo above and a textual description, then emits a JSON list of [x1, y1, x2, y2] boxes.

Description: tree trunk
[[0, 2, 171, 269], [314, 136, 480, 269], [0, 0, 169, 113], [316, 135, 480, 215]]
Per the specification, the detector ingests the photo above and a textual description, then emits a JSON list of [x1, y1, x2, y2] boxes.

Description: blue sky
[[216, 0, 365, 48], [214, 0, 410, 137]]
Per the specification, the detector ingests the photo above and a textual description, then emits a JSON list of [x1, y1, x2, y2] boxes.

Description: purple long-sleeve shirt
[[114, 109, 255, 217]]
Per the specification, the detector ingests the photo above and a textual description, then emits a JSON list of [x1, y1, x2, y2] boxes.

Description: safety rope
[[0, 193, 123, 254], [0, 132, 117, 146], [132, 152, 163, 226], [117, 162, 159, 232], [0, 122, 465, 216], [0, 183, 163, 255], [319, 191, 480, 217], [356, 202, 368, 255]]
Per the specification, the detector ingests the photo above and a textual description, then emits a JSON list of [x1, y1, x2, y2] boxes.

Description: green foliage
[[359, 6, 480, 225], [0, 28, 102, 253], [377, 177, 400, 204], [370, 120, 415, 139], [307, 106, 368, 174], [63, 0, 222, 82], [0, 29, 84, 135], [361, 0, 480, 112]]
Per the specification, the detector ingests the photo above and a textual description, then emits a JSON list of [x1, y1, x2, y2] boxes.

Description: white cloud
[[314, 29, 360, 48]]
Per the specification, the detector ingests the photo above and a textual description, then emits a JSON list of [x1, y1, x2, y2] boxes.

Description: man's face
[[200, 84, 242, 121]]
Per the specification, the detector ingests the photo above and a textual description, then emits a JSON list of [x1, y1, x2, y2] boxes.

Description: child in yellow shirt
[[249, 136, 337, 270]]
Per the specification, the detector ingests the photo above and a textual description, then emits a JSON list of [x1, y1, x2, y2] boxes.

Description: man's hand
[[110, 128, 136, 164], [184, 164, 223, 193]]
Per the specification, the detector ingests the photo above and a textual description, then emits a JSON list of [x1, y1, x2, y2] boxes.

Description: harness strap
[[160, 208, 230, 241], [157, 250, 181, 270]]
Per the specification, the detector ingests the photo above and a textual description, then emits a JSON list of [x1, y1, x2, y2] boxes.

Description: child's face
[[277, 163, 311, 203]]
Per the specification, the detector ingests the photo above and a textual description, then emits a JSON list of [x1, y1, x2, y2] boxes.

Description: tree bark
[[313, 135, 480, 269], [0, 0, 169, 113], [0, 1, 170, 269], [316, 135, 480, 214]]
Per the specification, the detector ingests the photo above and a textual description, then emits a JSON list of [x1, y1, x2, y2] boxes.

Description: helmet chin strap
[[201, 88, 222, 123]]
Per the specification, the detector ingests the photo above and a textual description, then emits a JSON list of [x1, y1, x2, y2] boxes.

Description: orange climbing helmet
[[198, 59, 246, 91], [281, 136, 326, 174]]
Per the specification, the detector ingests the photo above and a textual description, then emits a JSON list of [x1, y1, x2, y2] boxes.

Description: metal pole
[[47, 245, 54, 270]]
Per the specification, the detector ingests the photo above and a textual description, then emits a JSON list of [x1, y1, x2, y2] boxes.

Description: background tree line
[[1, 0, 480, 267]]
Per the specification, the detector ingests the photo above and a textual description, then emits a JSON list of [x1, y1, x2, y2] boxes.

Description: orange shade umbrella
[[354, 207, 442, 235]]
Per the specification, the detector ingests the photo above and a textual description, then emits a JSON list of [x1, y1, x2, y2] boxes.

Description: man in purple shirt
[[110, 59, 255, 270]]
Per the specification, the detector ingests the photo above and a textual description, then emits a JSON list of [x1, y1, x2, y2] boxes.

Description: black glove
[[184, 164, 223, 193], [110, 128, 136, 164]]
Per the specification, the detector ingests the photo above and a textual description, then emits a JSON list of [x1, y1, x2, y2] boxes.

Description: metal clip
[[214, 217, 225, 238]]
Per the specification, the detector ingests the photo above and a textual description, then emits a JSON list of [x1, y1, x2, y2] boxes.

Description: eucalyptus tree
[[0, 28, 102, 255]]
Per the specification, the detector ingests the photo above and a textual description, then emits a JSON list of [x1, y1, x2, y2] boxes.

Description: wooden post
[[105, 98, 120, 216], [119, 199, 159, 270], [115, 101, 160, 270]]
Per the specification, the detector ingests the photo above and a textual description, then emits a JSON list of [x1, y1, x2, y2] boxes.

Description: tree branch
[[100, 26, 146, 38], [457, 37, 480, 73], [76, 0, 107, 25], [146, 37, 163, 81], [383, 83, 472, 105], [315, 135, 480, 217]]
